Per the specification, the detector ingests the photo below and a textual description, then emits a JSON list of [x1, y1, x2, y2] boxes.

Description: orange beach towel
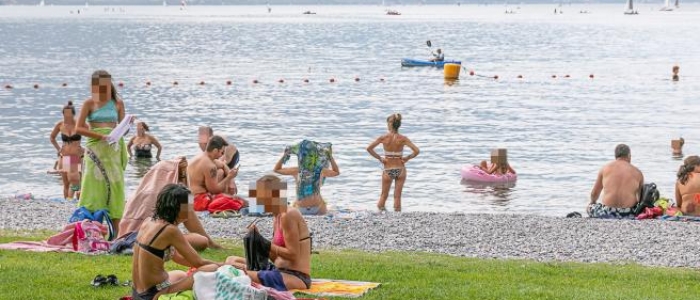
[[292, 279, 381, 298]]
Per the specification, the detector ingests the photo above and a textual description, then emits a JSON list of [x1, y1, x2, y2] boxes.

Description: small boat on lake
[[401, 58, 461, 68]]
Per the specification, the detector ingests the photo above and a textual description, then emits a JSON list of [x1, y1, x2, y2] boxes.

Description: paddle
[[426, 40, 435, 58]]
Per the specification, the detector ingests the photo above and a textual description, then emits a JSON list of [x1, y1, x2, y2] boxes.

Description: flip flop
[[211, 210, 241, 219], [91, 274, 107, 287]]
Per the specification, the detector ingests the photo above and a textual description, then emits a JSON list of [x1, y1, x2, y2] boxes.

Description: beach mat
[[292, 279, 380, 298], [0, 241, 76, 253]]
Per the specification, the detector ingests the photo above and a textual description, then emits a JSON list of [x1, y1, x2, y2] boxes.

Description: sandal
[[91, 274, 107, 287], [212, 210, 241, 219], [106, 274, 119, 286]]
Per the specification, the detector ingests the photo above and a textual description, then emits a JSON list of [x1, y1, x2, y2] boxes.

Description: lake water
[[1, 4, 700, 216]]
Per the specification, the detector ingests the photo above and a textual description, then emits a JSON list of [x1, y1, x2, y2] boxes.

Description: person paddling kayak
[[429, 48, 444, 62]]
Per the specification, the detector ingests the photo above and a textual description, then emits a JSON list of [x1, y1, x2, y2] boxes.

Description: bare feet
[[208, 239, 224, 250]]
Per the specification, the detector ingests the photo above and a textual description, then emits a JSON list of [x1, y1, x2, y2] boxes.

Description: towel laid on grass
[[291, 279, 380, 298]]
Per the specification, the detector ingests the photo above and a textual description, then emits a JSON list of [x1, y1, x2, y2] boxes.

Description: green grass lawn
[[0, 231, 699, 300]]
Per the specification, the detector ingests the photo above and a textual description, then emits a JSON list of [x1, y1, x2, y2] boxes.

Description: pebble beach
[[3, 198, 700, 269]]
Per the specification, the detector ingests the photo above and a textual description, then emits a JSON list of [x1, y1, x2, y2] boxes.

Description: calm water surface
[[1, 4, 700, 216]]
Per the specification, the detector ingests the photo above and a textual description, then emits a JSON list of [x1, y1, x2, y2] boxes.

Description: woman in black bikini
[[49, 101, 83, 200], [128, 121, 162, 160], [131, 184, 220, 300], [366, 113, 420, 212]]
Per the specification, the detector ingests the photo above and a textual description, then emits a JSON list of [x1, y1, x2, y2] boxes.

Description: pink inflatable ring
[[461, 165, 517, 183]]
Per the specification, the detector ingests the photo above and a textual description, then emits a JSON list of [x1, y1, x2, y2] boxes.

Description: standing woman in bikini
[[75, 70, 130, 238], [366, 113, 420, 212], [49, 101, 83, 200]]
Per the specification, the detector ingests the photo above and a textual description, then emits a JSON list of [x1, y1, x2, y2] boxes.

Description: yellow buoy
[[444, 63, 461, 80]]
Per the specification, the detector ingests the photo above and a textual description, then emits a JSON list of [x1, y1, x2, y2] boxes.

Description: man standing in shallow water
[[588, 144, 644, 218]]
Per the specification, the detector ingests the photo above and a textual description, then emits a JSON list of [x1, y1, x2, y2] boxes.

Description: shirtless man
[[188, 135, 242, 212], [588, 144, 644, 218]]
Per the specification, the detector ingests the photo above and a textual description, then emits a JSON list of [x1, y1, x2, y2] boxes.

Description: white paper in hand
[[107, 114, 134, 145]]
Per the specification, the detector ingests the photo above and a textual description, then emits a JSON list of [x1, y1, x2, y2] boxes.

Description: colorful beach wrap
[[282, 140, 332, 200], [78, 127, 128, 218]]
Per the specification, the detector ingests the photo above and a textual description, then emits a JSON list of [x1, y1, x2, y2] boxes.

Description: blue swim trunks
[[257, 265, 287, 291]]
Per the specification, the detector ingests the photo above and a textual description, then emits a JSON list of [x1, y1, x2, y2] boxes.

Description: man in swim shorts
[[188, 135, 242, 212], [588, 144, 644, 219]]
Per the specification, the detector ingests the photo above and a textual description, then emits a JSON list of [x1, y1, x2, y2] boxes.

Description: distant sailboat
[[38, 0, 45, 6], [660, 0, 673, 11], [163, 0, 167, 6], [624, 0, 638, 14], [85, 1, 89, 8], [675, 0, 679, 8]]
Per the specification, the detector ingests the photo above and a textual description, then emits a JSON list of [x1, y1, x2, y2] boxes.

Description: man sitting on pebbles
[[588, 144, 644, 219], [188, 135, 244, 212]]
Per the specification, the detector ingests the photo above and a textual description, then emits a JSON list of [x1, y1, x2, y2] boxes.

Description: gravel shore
[[2, 198, 700, 269]]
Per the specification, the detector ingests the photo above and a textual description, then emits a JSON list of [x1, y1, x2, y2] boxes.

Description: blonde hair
[[387, 113, 402, 132]]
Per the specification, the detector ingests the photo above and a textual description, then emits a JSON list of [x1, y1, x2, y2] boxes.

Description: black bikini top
[[61, 133, 82, 142], [137, 224, 170, 260]]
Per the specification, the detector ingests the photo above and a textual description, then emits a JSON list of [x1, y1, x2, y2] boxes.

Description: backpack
[[634, 183, 660, 215], [69, 206, 115, 241], [71, 220, 110, 253]]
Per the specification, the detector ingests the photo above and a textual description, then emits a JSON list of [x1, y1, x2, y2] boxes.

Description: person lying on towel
[[225, 175, 313, 291], [188, 135, 246, 212], [131, 184, 221, 300]]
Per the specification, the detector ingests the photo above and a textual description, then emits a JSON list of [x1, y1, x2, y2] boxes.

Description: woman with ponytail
[[675, 155, 700, 216], [366, 113, 420, 212]]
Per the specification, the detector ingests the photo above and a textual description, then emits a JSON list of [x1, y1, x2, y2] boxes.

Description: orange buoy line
[[1, 73, 601, 89]]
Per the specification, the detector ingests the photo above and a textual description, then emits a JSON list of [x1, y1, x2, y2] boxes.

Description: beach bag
[[109, 231, 138, 255], [244, 228, 271, 271], [633, 183, 660, 215], [69, 206, 115, 241], [193, 265, 268, 300], [71, 220, 110, 253]]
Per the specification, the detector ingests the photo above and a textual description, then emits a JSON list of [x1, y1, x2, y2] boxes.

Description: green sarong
[[78, 127, 128, 218]]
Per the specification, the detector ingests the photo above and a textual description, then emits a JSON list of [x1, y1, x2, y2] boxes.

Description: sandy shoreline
[[2, 198, 700, 269]]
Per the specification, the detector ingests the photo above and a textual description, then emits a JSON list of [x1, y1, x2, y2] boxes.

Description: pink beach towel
[[120, 158, 181, 234]]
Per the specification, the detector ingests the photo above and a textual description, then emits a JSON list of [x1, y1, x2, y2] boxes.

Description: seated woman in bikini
[[366, 113, 420, 212], [273, 146, 339, 215], [131, 184, 220, 300], [128, 121, 162, 160], [675, 155, 700, 216], [225, 175, 313, 291]]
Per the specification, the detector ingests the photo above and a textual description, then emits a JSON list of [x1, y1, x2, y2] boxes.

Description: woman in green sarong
[[76, 70, 129, 237]]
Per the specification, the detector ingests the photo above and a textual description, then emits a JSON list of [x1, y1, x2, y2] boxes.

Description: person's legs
[[183, 209, 222, 249], [112, 218, 120, 238], [377, 173, 392, 211], [154, 264, 218, 299], [185, 233, 209, 252], [224, 255, 247, 270], [60, 172, 69, 199], [479, 160, 489, 171], [393, 169, 407, 212]]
